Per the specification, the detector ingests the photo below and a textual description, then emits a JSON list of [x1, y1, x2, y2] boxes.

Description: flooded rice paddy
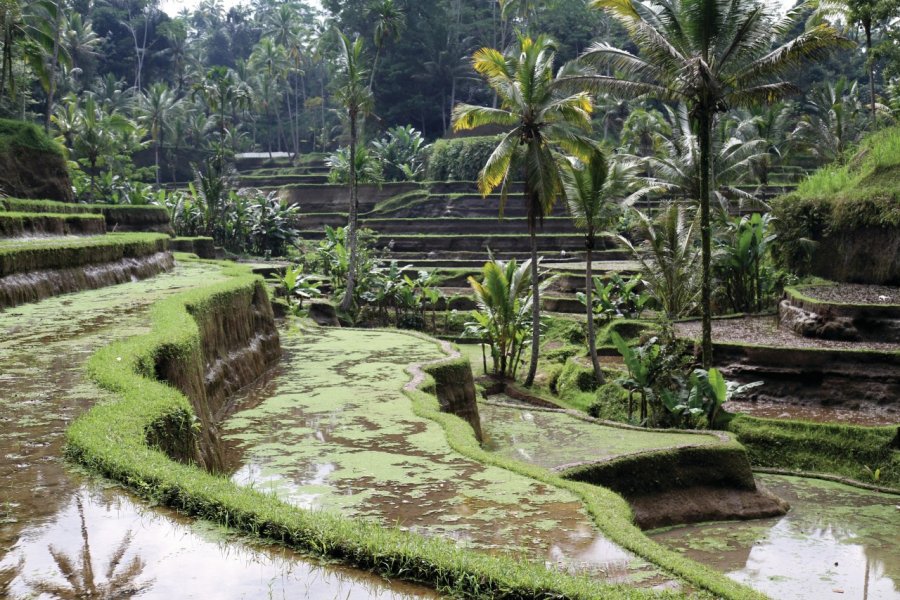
[[0, 260, 433, 599], [479, 397, 719, 470], [649, 474, 900, 599], [221, 327, 673, 586]]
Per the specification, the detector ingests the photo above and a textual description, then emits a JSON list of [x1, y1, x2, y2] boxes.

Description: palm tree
[[573, 0, 850, 367], [452, 35, 594, 386], [620, 203, 702, 320], [637, 104, 769, 214], [0, 0, 57, 100], [71, 95, 137, 200], [789, 77, 871, 165], [192, 66, 252, 165], [368, 0, 405, 89], [139, 83, 182, 185], [333, 31, 374, 314], [561, 149, 650, 384]]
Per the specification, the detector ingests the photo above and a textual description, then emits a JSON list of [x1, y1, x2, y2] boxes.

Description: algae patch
[[222, 327, 668, 583]]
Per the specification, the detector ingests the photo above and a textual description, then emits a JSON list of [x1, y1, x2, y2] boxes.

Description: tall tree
[[139, 82, 181, 184], [453, 35, 594, 386], [561, 150, 648, 384], [368, 0, 405, 89], [333, 30, 373, 314], [573, 0, 850, 367]]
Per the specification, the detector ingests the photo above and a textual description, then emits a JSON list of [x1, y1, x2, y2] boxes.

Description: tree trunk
[[865, 22, 877, 124], [44, 11, 63, 132], [369, 47, 380, 90], [698, 109, 713, 368], [585, 239, 604, 384], [525, 224, 540, 386], [340, 109, 359, 313], [155, 136, 161, 186]]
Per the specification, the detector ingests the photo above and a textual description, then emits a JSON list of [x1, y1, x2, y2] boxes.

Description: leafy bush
[[326, 146, 384, 185], [713, 213, 784, 313], [164, 173, 299, 256], [588, 383, 630, 421], [577, 273, 653, 323], [620, 204, 701, 319], [371, 125, 430, 181], [464, 258, 534, 379], [425, 135, 503, 182], [611, 330, 761, 429], [556, 359, 600, 397]]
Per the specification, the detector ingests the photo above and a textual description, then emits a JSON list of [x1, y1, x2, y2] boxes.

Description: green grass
[[1, 198, 170, 225], [0, 118, 65, 156], [794, 126, 900, 203], [725, 414, 900, 489], [0, 233, 169, 276]]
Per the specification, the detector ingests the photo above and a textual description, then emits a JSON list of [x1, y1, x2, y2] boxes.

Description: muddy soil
[[802, 284, 899, 305]]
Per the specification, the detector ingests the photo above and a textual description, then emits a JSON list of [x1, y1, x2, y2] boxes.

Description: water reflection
[[0, 486, 435, 599], [24, 496, 152, 599], [649, 475, 900, 600]]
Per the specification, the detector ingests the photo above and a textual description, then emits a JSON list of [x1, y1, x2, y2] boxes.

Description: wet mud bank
[[488, 389, 789, 529], [675, 317, 900, 423], [0, 251, 175, 309], [561, 445, 790, 530], [155, 279, 281, 470]]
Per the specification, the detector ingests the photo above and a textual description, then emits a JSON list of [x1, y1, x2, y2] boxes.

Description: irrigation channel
[[0, 260, 434, 599]]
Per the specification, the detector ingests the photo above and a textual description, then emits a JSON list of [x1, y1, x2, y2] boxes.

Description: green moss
[[0, 233, 169, 277], [0, 118, 64, 157], [725, 414, 900, 489]]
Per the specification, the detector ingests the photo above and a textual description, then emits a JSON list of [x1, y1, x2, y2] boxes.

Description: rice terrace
[[0, 0, 898, 598]]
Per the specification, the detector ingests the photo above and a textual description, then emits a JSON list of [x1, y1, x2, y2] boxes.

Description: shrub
[[557, 359, 600, 397], [425, 135, 503, 182], [588, 382, 630, 421]]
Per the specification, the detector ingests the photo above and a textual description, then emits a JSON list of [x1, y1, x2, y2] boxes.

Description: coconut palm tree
[[789, 77, 874, 165], [333, 30, 374, 314], [452, 34, 594, 386], [620, 203, 702, 320], [572, 0, 851, 366], [368, 0, 405, 89], [561, 149, 650, 384], [637, 104, 769, 214], [139, 83, 182, 185]]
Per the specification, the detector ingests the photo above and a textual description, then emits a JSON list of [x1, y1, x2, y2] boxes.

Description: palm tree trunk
[[44, 11, 62, 132], [699, 109, 713, 368], [341, 109, 359, 314], [585, 239, 604, 384], [865, 23, 876, 124], [155, 136, 161, 186], [525, 224, 540, 386]]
